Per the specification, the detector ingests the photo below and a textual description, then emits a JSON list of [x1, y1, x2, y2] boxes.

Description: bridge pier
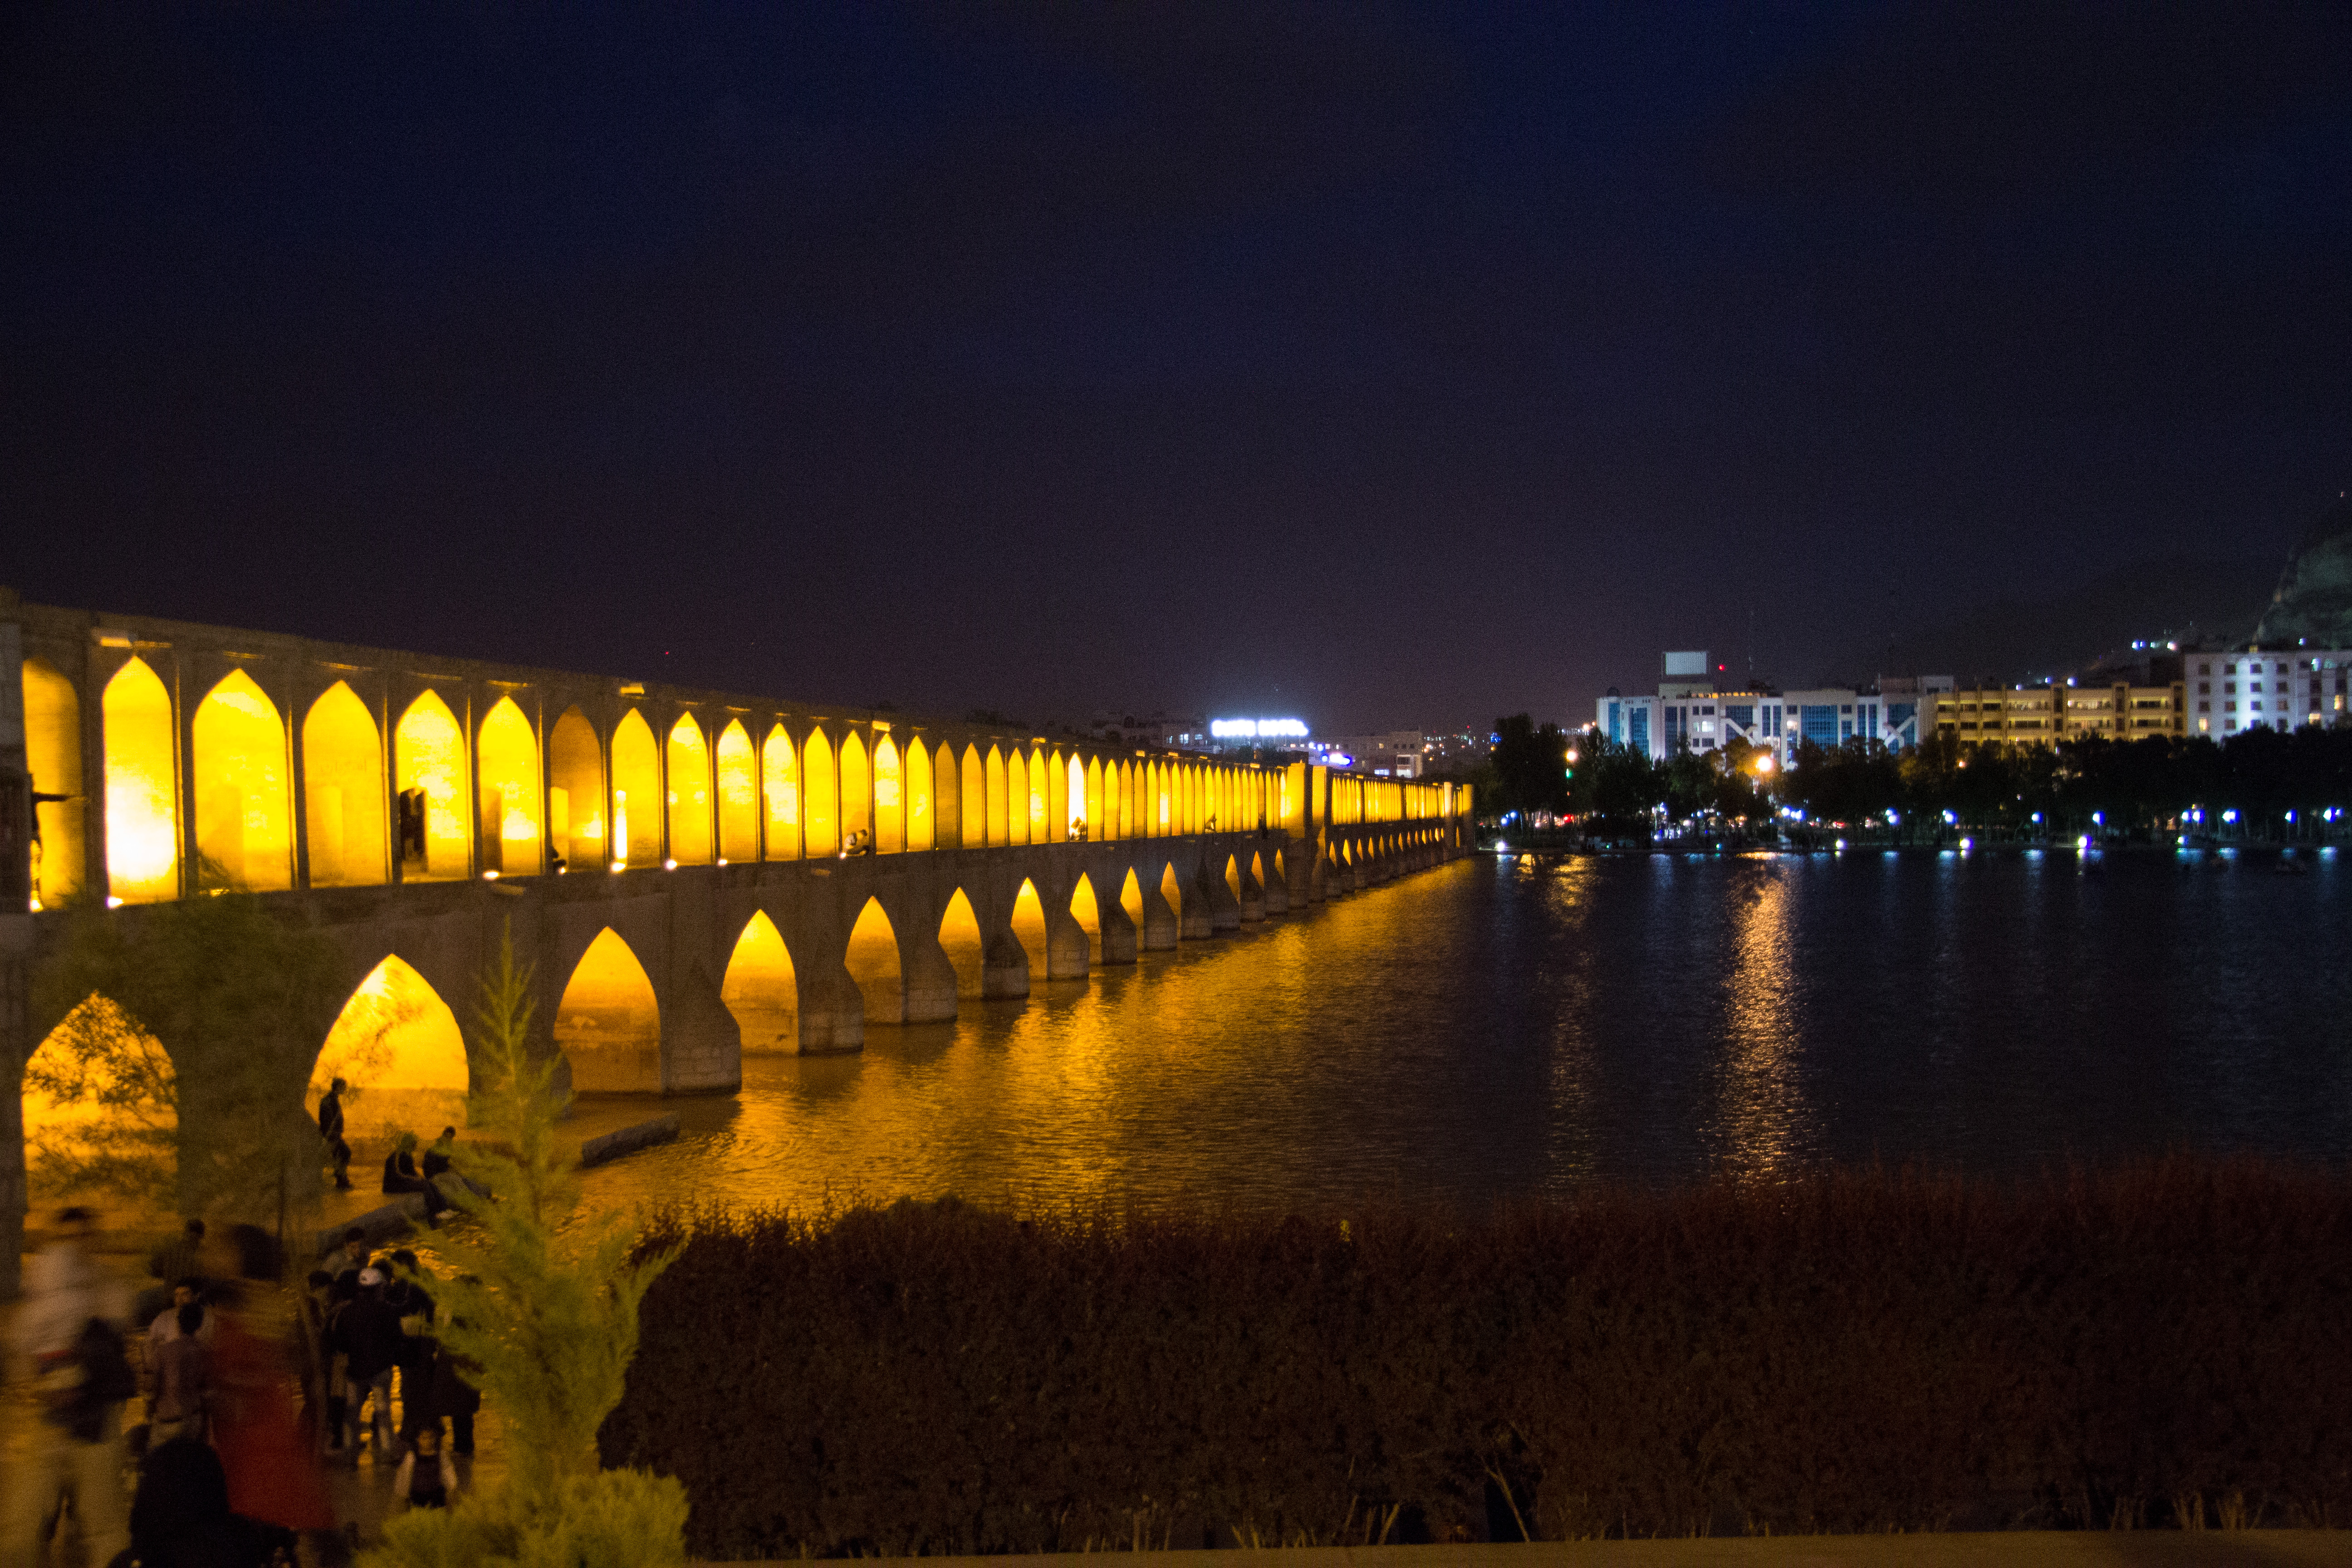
[[1097, 896, 1139, 965]]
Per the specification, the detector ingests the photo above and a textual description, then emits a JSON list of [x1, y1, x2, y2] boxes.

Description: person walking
[[385, 1250, 437, 1445], [148, 1302, 212, 1445], [7, 1206, 135, 1568], [204, 1233, 335, 1561], [392, 1423, 460, 1512], [335, 1267, 406, 1461], [318, 1078, 353, 1191]]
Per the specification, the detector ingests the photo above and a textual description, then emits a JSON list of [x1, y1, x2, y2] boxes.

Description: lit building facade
[[1596, 677, 1940, 766], [2185, 650, 2352, 735]]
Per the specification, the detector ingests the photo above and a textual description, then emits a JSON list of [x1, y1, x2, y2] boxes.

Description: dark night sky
[[5, 3, 2347, 733]]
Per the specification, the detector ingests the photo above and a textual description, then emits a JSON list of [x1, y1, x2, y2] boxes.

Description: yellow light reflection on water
[[1708, 864, 1813, 1177]]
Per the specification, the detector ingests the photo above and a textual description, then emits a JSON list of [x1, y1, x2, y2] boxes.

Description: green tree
[[1488, 714, 1569, 823], [29, 888, 349, 1227], [369, 928, 686, 1568]]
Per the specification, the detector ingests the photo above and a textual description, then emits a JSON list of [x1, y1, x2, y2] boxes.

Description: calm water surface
[[573, 848, 2352, 1215]]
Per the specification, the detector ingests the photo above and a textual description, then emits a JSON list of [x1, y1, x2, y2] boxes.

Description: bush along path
[[601, 1160, 2352, 1558]]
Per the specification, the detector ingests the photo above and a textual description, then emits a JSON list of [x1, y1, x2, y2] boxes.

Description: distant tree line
[[1474, 714, 2352, 847]]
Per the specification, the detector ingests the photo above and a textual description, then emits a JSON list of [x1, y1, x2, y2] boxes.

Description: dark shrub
[[601, 1159, 2352, 1557]]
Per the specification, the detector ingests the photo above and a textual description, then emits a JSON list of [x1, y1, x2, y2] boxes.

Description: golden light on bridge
[[103, 657, 179, 903]]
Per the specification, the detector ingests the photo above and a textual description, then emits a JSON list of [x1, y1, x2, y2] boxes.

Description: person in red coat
[[205, 1243, 338, 1558]]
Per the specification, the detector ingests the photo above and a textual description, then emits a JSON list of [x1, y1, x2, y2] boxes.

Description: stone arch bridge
[[0, 590, 1470, 1293]]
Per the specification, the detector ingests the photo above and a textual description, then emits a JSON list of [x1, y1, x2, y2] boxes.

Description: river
[[565, 846, 2352, 1217]]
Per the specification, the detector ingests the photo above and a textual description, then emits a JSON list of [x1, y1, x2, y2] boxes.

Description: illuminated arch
[[303, 681, 384, 888], [933, 742, 963, 848], [192, 670, 292, 890], [1160, 862, 1183, 921], [21, 997, 175, 1187], [905, 737, 933, 852], [761, 723, 799, 860], [1004, 747, 1028, 846], [721, 911, 798, 1053], [845, 897, 902, 1022], [1068, 872, 1102, 962], [611, 710, 662, 867], [839, 731, 872, 847], [1119, 867, 1144, 928], [1120, 761, 1136, 839], [984, 746, 1008, 846], [1274, 849, 1285, 883], [394, 690, 468, 880], [23, 658, 84, 907], [716, 720, 758, 863], [872, 733, 902, 853], [549, 706, 605, 871], [1027, 750, 1049, 844], [1225, 854, 1242, 904], [1156, 763, 1172, 836], [1250, 851, 1265, 890], [667, 714, 713, 866], [313, 956, 470, 1140], [1048, 752, 1069, 842], [804, 728, 838, 856], [477, 696, 541, 877], [1084, 756, 1103, 842], [557, 928, 662, 1093], [1011, 878, 1049, 976], [960, 744, 985, 847], [937, 888, 985, 998]]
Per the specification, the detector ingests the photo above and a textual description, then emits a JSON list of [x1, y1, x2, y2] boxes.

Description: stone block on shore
[[579, 1114, 681, 1170]]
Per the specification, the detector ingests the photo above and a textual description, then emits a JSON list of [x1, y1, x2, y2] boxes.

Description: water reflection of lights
[[1708, 868, 1813, 1178]]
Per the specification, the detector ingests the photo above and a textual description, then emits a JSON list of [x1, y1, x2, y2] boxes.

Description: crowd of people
[[10, 1206, 481, 1567]]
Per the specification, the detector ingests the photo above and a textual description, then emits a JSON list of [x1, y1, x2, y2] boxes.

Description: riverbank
[[606, 1157, 2352, 1558]]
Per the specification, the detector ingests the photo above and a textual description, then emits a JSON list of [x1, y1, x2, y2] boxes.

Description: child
[[393, 1422, 459, 1510]]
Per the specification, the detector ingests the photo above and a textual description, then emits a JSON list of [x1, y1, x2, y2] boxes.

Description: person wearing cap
[[333, 1266, 407, 1462]]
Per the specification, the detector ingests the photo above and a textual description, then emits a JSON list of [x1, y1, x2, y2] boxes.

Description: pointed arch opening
[[1052, 751, 1073, 841], [667, 714, 713, 866], [1069, 872, 1102, 963], [872, 733, 902, 852], [846, 897, 902, 1023], [557, 928, 662, 1093], [716, 720, 759, 863], [840, 731, 872, 849], [984, 746, 1008, 846], [395, 690, 468, 881], [549, 706, 605, 872], [721, 911, 798, 1054], [611, 710, 661, 868], [1119, 867, 1144, 928], [804, 728, 839, 856], [1005, 747, 1029, 845], [1084, 756, 1104, 843], [1250, 851, 1265, 891], [1011, 877, 1049, 975], [938, 888, 985, 998], [313, 956, 470, 1143], [906, 737, 934, 851], [762, 723, 801, 861], [24, 658, 84, 908], [193, 669, 292, 890], [1225, 854, 1242, 904], [477, 696, 542, 877], [106, 658, 181, 902], [303, 681, 384, 888], [1160, 862, 1183, 920], [1274, 849, 1286, 884], [935, 743, 964, 848], [1026, 750, 1049, 844], [960, 744, 985, 847]]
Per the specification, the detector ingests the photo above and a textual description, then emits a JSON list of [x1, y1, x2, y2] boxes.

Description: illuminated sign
[[1208, 718, 1308, 739]]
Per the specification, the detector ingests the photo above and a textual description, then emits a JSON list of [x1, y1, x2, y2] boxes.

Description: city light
[[1754, 754, 1775, 774], [1209, 718, 1309, 739]]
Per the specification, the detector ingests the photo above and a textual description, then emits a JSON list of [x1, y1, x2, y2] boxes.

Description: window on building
[[2197, 701, 2210, 712]]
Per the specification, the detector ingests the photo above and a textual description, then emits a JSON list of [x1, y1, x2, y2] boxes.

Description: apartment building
[[2185, 650, 2352, 735]]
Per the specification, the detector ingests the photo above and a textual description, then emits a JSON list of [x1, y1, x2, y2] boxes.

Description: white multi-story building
[[1313, 730, 1429, 778], [2185, 649, 2352, 735], [1593, 659, 1946, 766]]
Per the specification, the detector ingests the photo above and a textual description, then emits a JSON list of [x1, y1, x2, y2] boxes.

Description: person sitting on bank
[[382, 1133, 430, 1197], [421, 1128, 457, 1182]]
